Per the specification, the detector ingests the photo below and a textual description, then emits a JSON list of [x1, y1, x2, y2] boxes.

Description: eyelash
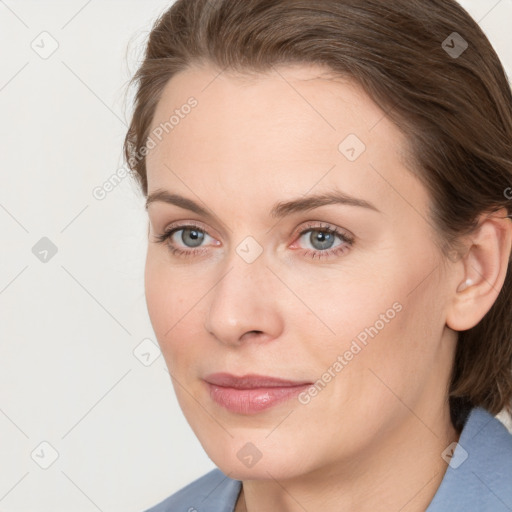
[[154, 221, 355, 260]]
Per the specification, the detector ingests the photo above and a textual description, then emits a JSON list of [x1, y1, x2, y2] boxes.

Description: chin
[[205, 442, 308, 481], [217, 460, 299, 481]]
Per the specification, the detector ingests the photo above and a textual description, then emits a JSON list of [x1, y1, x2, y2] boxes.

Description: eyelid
[[157, 219, 219, 242], [292, 221, 355, 243]]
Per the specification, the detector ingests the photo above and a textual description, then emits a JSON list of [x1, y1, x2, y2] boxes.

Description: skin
[[143, 62, 512, 512]]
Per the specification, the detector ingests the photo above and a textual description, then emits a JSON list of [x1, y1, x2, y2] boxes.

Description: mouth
[[203, 373, 313, 415]]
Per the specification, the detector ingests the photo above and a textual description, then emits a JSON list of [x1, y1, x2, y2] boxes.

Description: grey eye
[[178, 228, 205, 248], [300, 229, 342, 251]]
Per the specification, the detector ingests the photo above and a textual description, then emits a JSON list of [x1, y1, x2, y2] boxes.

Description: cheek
[[144, 250, 199, 330], [144, 254, 211, 370], [356, 283, 443, 404], [144, 258, 173, 337], [145, 257, 184, 353], [288, 268, 403, 355], [293, 259, 441, 395]]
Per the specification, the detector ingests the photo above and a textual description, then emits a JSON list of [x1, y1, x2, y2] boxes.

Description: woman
[[124, 0, 512, 510]]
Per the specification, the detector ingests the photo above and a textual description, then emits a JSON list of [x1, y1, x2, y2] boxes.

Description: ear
[[446, 208, 512, 332]]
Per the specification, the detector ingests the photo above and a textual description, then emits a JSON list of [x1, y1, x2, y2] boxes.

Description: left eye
[[174, 227, 209, 248], [297, 228, 345, 251]]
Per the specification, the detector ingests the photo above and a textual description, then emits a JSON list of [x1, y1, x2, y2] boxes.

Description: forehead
[[145, 62, 426, 218], [148, 62, 395, 158]]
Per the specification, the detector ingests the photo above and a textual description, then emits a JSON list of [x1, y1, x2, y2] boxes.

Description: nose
[[203, 251, 284, 347]]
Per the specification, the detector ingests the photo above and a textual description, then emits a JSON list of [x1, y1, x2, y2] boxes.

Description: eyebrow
[[145, 189, 380, 218]]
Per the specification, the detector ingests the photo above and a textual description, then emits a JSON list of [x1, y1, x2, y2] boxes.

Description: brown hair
[[123, 0, 512, 428]]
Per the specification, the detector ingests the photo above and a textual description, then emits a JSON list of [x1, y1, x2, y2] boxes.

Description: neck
[[236, 404, 460, 512]]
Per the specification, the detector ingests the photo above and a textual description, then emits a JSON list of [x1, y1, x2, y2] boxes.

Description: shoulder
[[427, 407, 512, 511], [142, 468, 242, 512]]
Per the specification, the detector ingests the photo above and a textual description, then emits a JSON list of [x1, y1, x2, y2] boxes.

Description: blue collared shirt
[[143, 406, 512, 511]]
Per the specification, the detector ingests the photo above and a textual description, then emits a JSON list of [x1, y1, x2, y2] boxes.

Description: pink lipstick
[[204, 373, 312, 415]]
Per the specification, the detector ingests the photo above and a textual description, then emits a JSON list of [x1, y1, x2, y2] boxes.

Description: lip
[[204, 373, 312, 415]]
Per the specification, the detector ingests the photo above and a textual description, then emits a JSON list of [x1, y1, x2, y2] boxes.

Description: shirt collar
[[426, 406, 512, 511]]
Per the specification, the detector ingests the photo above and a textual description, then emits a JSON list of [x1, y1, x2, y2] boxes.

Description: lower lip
[[206, 382, 311, 414]]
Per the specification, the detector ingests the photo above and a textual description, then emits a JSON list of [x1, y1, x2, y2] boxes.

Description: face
[[144, 63, 458, 480]]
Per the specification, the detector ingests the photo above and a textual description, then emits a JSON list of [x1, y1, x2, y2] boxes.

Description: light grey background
[[0, 1, 511, 510]]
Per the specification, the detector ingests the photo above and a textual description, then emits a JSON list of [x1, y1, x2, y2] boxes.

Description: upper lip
[[204, 373, 312, 389]]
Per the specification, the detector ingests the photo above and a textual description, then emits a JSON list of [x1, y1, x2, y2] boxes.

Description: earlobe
[[446, 208, 512, 332]]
